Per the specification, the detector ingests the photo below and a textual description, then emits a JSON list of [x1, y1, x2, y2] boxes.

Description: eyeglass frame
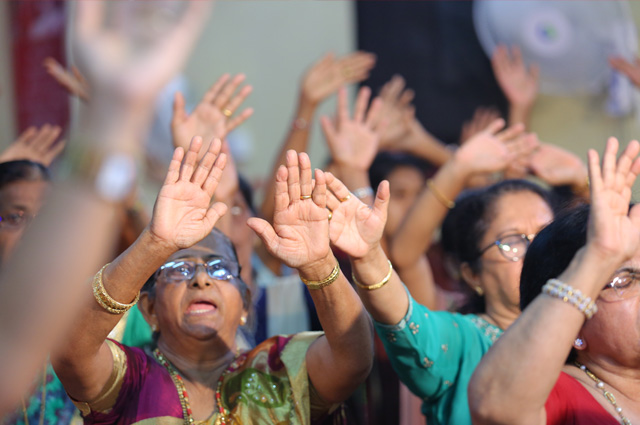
[[599, 268, 640, 302], [155, 256, 242, 286], [477, 233, 536, 262]]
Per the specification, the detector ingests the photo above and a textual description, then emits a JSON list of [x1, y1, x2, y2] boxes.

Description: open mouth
[[186, 300, 217, 315]]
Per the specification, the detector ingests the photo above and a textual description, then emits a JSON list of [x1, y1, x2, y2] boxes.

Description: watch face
[[95, 154, 137, 202]]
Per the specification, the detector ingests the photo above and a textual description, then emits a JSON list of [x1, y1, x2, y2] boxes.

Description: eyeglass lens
[[600, 271, 640, 301], [497, 234, 531, 261]]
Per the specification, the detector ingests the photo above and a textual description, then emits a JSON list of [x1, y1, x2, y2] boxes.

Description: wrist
[[297, 252, 337, 282], [557, 246, 622, 298], [297, 95, 319, 117], [142, 226, 180, 259]]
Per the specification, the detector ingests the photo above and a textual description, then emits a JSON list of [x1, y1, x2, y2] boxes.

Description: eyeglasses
[[0, 210, 34, 230], [156, 257, 240, 285], [600, 270, 640, 302], [478, 233, 535, 262]]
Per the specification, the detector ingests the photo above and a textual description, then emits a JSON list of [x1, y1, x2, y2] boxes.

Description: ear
[[138, 292, 159, 332], [460, 262, 484, 295]]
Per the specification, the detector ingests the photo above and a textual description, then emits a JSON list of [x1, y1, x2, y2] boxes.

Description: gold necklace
[[21, 364, 48, 425], [575, 361, 632, 425]]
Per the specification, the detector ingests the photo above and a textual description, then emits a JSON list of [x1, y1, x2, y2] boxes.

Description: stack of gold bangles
[[92, 263, 140, 314]]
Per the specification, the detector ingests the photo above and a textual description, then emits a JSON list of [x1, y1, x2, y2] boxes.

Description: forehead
[[0, 180, 48, 212], [485, 191, 553, 237]]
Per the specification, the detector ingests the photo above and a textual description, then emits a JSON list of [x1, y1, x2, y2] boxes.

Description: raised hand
[[43, 57, 90, 102], [460, 107, 501, 144], [301, 51, 376, 106], [491, 45, 539, 110], [149, 137, 227, 251], [586, 138, 640, 261], [171, 74, 253, 155], [321, 86, 385, 171], [73, 1, 211, 105], [609, 56, 640, 88], [528, 142, 587, 187], [0, 125, 65, 166], [378, 75, 415, 148], [247, 151, 331, 270], [325, 172, 388, 259]]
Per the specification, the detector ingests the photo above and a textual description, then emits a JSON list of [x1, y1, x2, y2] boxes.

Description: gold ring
[[222, 108, 232, 117], [300, 195, 312, 200], [340, 194, 351, 202], [328, 211, 333, 221]]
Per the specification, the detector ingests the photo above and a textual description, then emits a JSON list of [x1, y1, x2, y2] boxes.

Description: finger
[[616, 140, 640, 190], [286, 150, 301, 202], [385, 74, 404, 101], [372, 180, 390, 221], [312, 169, 327, 209], [223, 84, 253, 116], [337, 86, 349, 125], [214, 73, 246, 109], [43, 139, 66, 165], [13, 127, 37, 145], [587, 149, 602, 196], [365, 96, 384, 128], [602, 137, 619, 187], [299, 152, 313, 198], [172, 92, 188, 126], [320, 116, 338, 147], [202, 73, 230, 104], [205, 202, 228, 227], [33, 125, 61, 150], [226, 108, 254, 133], [354, 86, 371, 123], [274, 165, 290, 213], [511, 45, 523, 67], [496, 122, 525, 142], [247, 217, 280, 255], [325, 171, 351, 201], [179, 136, 204, 181], [398, 89, 415, 107], [165, 147, 185, 185], [326, 189, 341, 212], [203, 151, 227, 198], [627, 156, 640, 188], [191, 139, 216, 186], [483, 118, 506, 136]]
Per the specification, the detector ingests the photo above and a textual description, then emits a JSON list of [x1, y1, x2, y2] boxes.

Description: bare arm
[[248, 151, 373, 403], [469, 138, 640, 425]]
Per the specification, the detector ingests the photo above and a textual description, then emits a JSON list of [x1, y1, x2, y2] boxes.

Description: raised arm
[[248, 151, 373, 403], [528, 142, 590, 200], [609, 56, 640, 88], [390, 120, 527, 270], [469, 137, 640, 425], [53, 138, 227, 403], [0, 125, 65, 166], [260, 51, 375, 224]]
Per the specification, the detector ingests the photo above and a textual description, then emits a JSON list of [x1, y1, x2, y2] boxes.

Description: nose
[[189, 265, 212, 289]]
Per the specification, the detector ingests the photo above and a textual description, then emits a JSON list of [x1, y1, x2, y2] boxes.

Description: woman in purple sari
[[51, 137, 394, 424]]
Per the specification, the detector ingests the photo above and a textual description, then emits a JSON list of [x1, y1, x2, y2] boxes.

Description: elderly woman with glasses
[[469, 138, 640, 425], [340, 120, 566, 424], [52, 139, 377, 424]]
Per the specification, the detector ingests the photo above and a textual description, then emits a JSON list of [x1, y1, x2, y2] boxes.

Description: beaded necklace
[[20, 364, 48, 425], [153, 348, 246, 425], [575, 361, 633, 425]]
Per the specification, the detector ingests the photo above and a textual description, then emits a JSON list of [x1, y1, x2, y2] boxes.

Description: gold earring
[[239, 316, 247, 326], [474, 286, 484, 296]]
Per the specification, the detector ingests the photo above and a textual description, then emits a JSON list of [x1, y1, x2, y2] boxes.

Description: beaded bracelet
[[542, 278, 597, 319], [301, 263, 340, 290], [92, 263, 140, 314], [353, 260, 393, 291], [427, 179, 455, 209]]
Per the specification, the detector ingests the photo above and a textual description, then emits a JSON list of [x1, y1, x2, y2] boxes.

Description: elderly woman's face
[[152, 244, 246, 345], [579, 253, 640, 366], [476, 191, 553, 313]]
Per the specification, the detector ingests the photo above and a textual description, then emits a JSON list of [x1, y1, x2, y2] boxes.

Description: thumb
[[205, 202, 228, 227], [172, 92, 187, 124], [373, 181, 390, 223], [247, 217, 280, 255]]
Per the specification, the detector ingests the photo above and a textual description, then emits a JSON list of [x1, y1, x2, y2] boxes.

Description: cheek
[[479, 260, 523, 298], [0, 230, 24, 260]]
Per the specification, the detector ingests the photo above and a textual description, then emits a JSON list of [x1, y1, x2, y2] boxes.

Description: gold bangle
[[353, 260, 393, 291], [427, 179, 455, 209], [92, 263, 140, 314], [300, 263, 340, 290]]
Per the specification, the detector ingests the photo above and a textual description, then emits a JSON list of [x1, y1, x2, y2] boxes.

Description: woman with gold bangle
[[52, 139, 375, 424]]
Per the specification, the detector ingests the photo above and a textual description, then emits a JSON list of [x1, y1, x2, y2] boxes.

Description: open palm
[[248, 151, 331, 269], [325, 172, 388, 259], [150, 137, 227, 251]]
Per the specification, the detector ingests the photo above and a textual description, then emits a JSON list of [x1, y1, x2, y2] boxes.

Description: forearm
[[404, 120, 453, 167], [390, 159, 466, 268], [261, 98, 317, 222], [508, 103, 533, 129], [302, 253, 373, 402], [352, 245, 409, 325], [469, 247, 618, 425], [395, 255, 437, 310]]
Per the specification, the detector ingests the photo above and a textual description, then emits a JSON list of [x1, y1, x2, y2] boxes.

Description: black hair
[[441, 179, 553, 313], [368, 151, 433, 190], [237, 173, 255, 215], [0, 160, 50, 190]]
